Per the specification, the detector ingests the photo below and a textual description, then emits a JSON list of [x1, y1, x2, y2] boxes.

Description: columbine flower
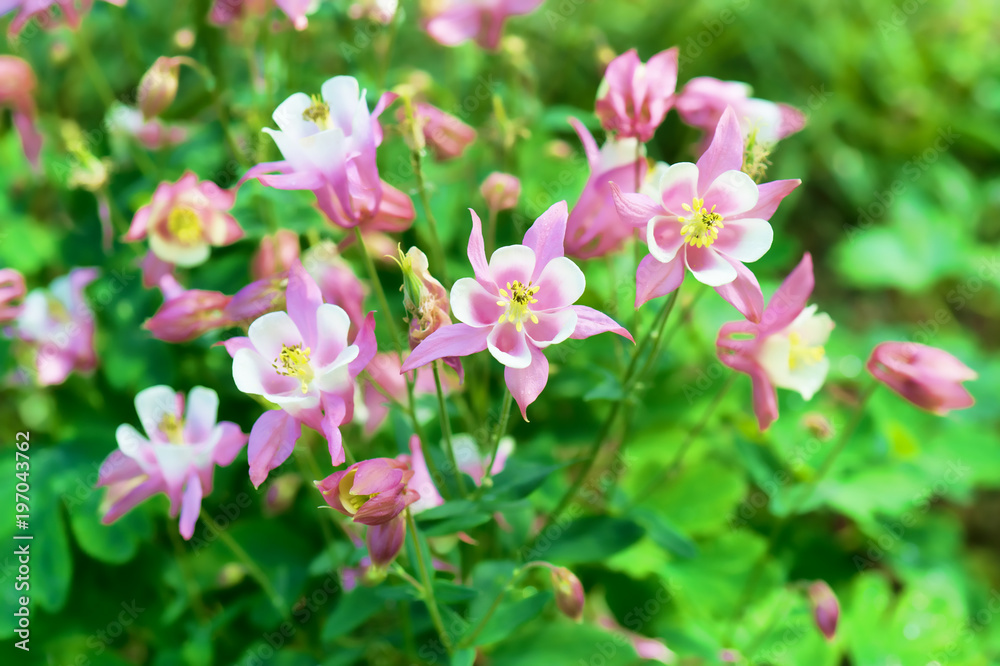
[[95, 385, 248, 539], [226, 261, 376, 486], [566, 117, 646, 258], [400, 102, 477, 161], [867, 342, 977, 415], [0, 56, 42, 167], [0, 268, 26, 322], [11, 267, 98, 386], [594, 47, 679, 143], [242, 76, 415, 232], [806, 581, 840, 641], [125, 171, 243, 279], [406, 432, 511, 513], [612, 106, 800, 316], [481, 172, 521, 213], [716, 254, 833, 430], [144, 279, 233, 343], [401, 201, 632, 419], [2, 0, 126, 36], [422, 0, 544, 50], [675, 77, 806, 154], [303, 242, 368, 333]]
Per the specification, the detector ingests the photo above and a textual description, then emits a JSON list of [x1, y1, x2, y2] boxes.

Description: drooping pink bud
[[252, 230, 300, 280], [807, 581, 840, 641], [366, 514, 406, 569], [399, 102, 477, 161], [315, 457, 418, 526], [0, 268, 27, 322], [547, 565, 585, 621], [0, 56, 42, 167], [594, 47, 679, 143], [480, 172, 521, 212], [138, 57, 183, 120], [144, 288, 232, 343], [867, 342, 977, 415]]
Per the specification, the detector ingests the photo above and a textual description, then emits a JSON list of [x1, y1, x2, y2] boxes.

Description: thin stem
[[72, 30, 116, 108], [405, 510, 452, 654], [480, 390, 514, 490], [295, 443, 338, 554], [433, 362, 467, 497], [456, 566, 525, 649], [202, 508, 289, 619], [354, 227, 405, 356], [412, 151, 449, 286], [406, 373, 451, 501]]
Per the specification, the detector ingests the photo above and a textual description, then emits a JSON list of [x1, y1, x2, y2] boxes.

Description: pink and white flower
[[401, 102, 477, 161], [716, 254, 834, 430], [242, 76, 414, 231], [401, 201, 632, 419], [145, 281, 233, 343], [107, 104, 189, 151], [867, 342, 977, 415], [0, 56, 42, 167], [95, 385, 248, 539], [566, 118, 646, 258], [225, 261, 376, 487], [423, 0, 544, 50], [125, 171, 243, 280], [594, 48, 679, 143], [612, 106, 800, 316]]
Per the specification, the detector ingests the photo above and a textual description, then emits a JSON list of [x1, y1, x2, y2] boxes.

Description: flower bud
[[0, 268, 27, 322], [366, 515, 406, 569], [263, 473, 302, 517], [315, 457, 418, 526], [138, 57, 182, 120], [144, 288, 232, 343], [537, 564, 584, 621], [480, 172, 521, 212], [867, 341, 977, 414], [391, 246, 452, 349], [252, 230, 301, 280], [224, 275, 287, 329], [807, 581, 840, 641], [400, 102, 477, 161]]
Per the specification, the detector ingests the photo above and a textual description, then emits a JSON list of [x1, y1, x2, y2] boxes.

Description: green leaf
[[630, 508, 698, 559], [537, 516, 645, 564], [488, 620, 639, 665], [321, 587, 386, 643], [468, 591, 552, 647], [483, 459, 572, 502]]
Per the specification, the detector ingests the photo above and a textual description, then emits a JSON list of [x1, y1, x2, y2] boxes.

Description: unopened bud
[[548, 565, 585, 621], [480, 172, 521, 212], [217, 562, 247, 587], [138, 57, 182, 120], [390, 246, 451, 348], [263, 473, 301, 516], [807, 580, 840, 640]]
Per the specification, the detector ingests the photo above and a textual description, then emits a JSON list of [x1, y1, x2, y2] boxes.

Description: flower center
[[338, 470, 378, 515], [788, 331, 825, 370], [678, 197, 725, 248], [302, 94, 332, 130], [167, 207, 203, 245], [497, 280, 540, 332], [273, 343, 314, 394], [158, 413, 185, 444]]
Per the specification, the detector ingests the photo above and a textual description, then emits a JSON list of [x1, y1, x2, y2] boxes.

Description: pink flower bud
[[391, 246, 452, 349], [224, 275, 287, 329], [0, 268, 27, 322], [144, 288, 232, 343], [138, 57, 182, 121], [867, 342, 977, 414], [594, 48, 678, 143], [0, 56, 42, 167], [252, 230, 300, 280], [548, 565, 585, 621], [315, 457, 418, 526], [807, 581, 840, 641], [399, 102, 477, 161], [366, 514, 406, 569], [480, 172, 521, 212]]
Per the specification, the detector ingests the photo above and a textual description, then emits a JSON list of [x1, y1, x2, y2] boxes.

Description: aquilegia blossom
[[867, 342, 977, 415], [423, 0, 544, 50], [716, 253, 834, 430], [594, 47, 679, 143], [242, 76, 414, 232], [400, 102, 477, 161], [401, 201, 632, 419], [226, 261, 376, 487], [0, 56, 42, 167], [96, 385, 248, 539], [612, 106, 800, 317]]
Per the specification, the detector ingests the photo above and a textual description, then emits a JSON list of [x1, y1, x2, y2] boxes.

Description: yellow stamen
[[678, 197, 725, 248], [159, 413, 185, 444], [302, 94, 331, 130], [788, 331, 825, 370], [273, 344, 314, 393], [167, 207, 203, 245], [497, 280, 540, 332]]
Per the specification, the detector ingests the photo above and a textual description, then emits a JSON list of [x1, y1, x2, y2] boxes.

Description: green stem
[[354, 227, 405, 356], [406, 510, 451, 653], [480, 389, 514, 490], [202, 509, 289, 619], [72, 29, 116, 108], [412, 151, 449, 286], [433, 362, 467, 497], [456, 566, 525, 649]]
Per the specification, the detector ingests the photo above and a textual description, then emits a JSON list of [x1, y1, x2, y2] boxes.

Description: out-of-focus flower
[[0, 56, 42, 167], [806, 581, 840, 641], [716, 254, 833, 431], [675, 77, 806, 155], [226, 261, 376, 486], [12, 267, 98, 386], [252, 230, 300, 281], [243, 76, 414, 232], [451, 432, 512, 485], [137, 56, 186, 120], [348, 0, 397, 23], [595, 610, 675, 663], [481, 172, 521, 212], [173, 27, 195, 49], [612, 107, 800, 315], [361, 353, 444, 436], [422, 0, 543, 50], [95, 385, 248, 539], [126, 171, 243, 271], [566, 118, 646, 258], [399, 102, 476, 161], [594, 48, 678, 143], [224, 274, 287, 327], [274, 0, 311, 29], [0, 268, 27, 322], [107, 104, 189, 151], [145, 283, 232, 343], [402, 202, 632, 420], [2, 0, 126, 37], [867, 342, 977, 414], [303, 242, 367, 332], [263, 473, 302, 516]]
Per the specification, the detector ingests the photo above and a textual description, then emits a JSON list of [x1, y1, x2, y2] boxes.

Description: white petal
[[248, 311, 303, 363], [149, 233, 210, 267], [134, 385, 178, 441]]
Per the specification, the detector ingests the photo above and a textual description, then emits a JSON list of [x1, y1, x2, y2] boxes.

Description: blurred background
[[1, 0, 999, 664]]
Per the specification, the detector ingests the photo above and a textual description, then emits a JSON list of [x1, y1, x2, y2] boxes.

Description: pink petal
[[247, 311, 303, 363], [312, 304, 351, 368], [178, 474, 203, 540], [401, 323, 490, 372], [489, 245, 535, 290], [713, 258, 765, 322], [451, 277, 503, 327], [487, 321, 532, 369], [286, 260, 324, 348], [696, 107, 745, 193], [611, 183, 662, 228], [221, 336, 254, 357], [570, 305, 634, 342], [647, 216, 686, 264], [504, 344, 549, 421], [183, 386, 219, 443], [569, 117, 600, 165], [524, 201, 569, 278], [523, 309, 577, 348], [703, 170, 758, 217], [125, 205, 151, 241], [321, 395, 347, 467], [213, 422, 249, 466], [96, 450, 144, 488], [714, 218, 773, 262], [248, 410, 302, 488], [101, 478, 163, 525], [635, 253, 685, 308], [760, 253, 814, 334], [348, 312, 377, 376], [467, 209, 493, 286], [532, 256, 586, 312], [740, 179, 800, 221], [657, 162, 700, 215], [685, 246, 737, 287]]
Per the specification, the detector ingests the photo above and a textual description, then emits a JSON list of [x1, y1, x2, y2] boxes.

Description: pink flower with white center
[[716, 254, 834, 431], [12, 267, 98, 386], [0, 268, 26, 322], [594, 47, 679, 143], [401, 201, 633, 420], [399, 102, 477, 161], [2, 0, 126, 36], [125, 171, 243, 278], [95, 385, 248, 539], [242, 76, 413, 231], [225, 261, 376, 487], [867, 342, 977, 415], [0, 56, 42, 167], [675, 77, 806, 153], [566, 117, 646, 258], [423, 0, 544, 50], [612, 106, 801, 317]]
